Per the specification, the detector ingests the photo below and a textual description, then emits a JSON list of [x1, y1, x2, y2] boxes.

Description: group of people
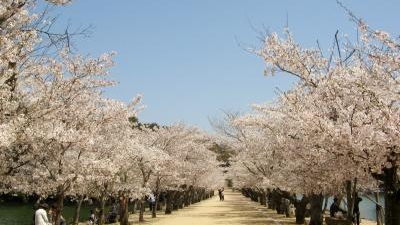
[[34, 203, 66, 225], [34, 202, 100, 225], [218, 187, 224, 201], [329, 193, 362, 225]]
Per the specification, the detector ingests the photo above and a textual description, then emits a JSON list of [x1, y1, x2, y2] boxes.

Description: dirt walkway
[[127, 189, 298, 225], [96, 189, 375, 225]]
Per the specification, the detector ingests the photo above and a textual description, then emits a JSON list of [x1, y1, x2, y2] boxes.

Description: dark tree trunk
[[260, 191, 267, 206], [271, 189, 282, 212], [309, 194, 324, 225], [371, 152, 400, 225], [200, 188, 206, 200], [382, 166, 400, 225], [152, 193, 159, 218], [375, 192, 383, 225], [164, 191, 175, 214], [157, 194, 163, 211], [250, 189, 258, 202], [295, 195, 309, 224], [184, 188, 191, 207], [119, 193, 129, 225], [322, 195, 329, 213], [97, 183, 109, 225], [274, 193, 283, 214], [98, 194, 106, 225], [130, 199, 137, 214], [54, 189, 65, 225], [283, 198, 291, 217], [267, 188, 274, 209], [73, 195, 84, 225], [196, 188, 201, 202], [178, 191, 184, 209], [173, 191, 181, 210], [345, 179, 357, 222], [138, 198, 145, 222]]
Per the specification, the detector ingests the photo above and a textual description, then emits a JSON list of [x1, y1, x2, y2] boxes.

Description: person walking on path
[[218, 188, 224, 201]]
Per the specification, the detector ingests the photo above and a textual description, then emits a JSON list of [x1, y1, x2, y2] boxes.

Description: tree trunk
[[382, 166, 400, 225], [273, 191, 283, 214], [375, 192, 383, 225], [139, 197, 145, 222], [130, 199, 137, 214], [190, 187, 196, 204], [152, 195, 158, 218], [184, 189, 191, 207], [295, 195, 309, 224], [322, 195, 329, 213], [270, 189, 280, 211], [119, 192, 129, 225], [152, 178, 161, 218], [98, 194, 106, 225], [173, 191, 180, 210], [345, 179, 357, 222], [157, 194, 163, 211], [260, 191, 267, 206], [177, 191, 184, 209], [165, 191, 175, 214], [73, 195, 84, 225], [309, 193, 324, 225], [266, 189, 274, 209], [54, 189, 65, 225]]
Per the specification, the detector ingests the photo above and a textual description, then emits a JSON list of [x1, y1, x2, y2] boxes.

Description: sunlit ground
[[81, 190, 375, 225]]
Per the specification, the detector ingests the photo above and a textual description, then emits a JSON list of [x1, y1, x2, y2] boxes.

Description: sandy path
[[92, 189, 376, 225], [128, 189, 296, 225]]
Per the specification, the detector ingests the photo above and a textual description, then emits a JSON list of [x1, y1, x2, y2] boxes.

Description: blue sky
[[46, 0, 400, 132]]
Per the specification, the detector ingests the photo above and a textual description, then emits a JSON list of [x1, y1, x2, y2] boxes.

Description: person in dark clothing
[[106, 203, 118, 223], [330, 197, 347, 217], [353, 193, 362, 225]]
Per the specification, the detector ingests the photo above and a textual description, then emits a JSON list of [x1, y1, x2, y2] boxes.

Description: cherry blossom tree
[[0, 2, 232, 225], [0, 2, 144, 225], [250, 17, 400, 225], [212, 12, 400, 225]]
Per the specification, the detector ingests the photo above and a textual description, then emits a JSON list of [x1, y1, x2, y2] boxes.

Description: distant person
[[330, 197, 347, 218], [35, 203, 51, 225], [147, 193, 156, 211], [220, 187, 225, 201], [218, 188, 222, 200], [353, 193, 362, 225]]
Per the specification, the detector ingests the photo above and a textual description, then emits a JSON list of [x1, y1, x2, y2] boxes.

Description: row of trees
[[0, 1, 223, 225], [218, 12, 400, 225]]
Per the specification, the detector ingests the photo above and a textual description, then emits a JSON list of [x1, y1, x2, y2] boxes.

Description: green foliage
[[208, 143, 235, 168], [128, 116, 159, 131]]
